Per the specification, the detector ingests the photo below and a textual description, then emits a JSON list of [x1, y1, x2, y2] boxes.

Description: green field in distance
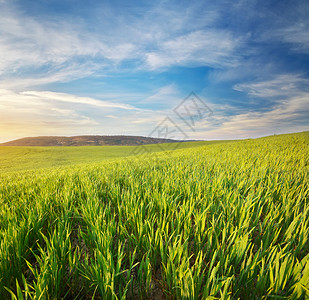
[[0, 140, 232, 173]]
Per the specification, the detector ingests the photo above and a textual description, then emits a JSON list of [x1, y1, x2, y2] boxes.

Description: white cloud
[[192, 91, 309, 140], [0, 2, 138, 84], [233, 74, 309, 98], [277, 21, 309, 54], [0, 0, 241, 87], [106, 115, 119, 119], [1, 84, 308, 143], [145, 30, 239, 69], [0, 88, 174, 142], [195, 75, 309, 139], [0, 88, 141, 141], [142, 84, 181, 109], [21, 91, 137, 110], [0, 62, 102, 90], [256, 3, 309, 55]]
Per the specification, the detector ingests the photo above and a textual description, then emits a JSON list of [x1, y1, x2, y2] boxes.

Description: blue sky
[[0, 0, 308, 142]]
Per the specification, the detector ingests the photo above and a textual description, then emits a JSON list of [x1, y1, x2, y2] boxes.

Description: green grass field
[[0, 132, 308, 299], [0, 140, 227, 173]]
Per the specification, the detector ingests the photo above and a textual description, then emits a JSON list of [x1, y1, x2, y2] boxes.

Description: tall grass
[[0, 132, 308, 299]]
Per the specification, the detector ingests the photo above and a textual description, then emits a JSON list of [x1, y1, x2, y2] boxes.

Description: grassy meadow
[[0, 132, 308, 299], [0, 141, 220, 173]]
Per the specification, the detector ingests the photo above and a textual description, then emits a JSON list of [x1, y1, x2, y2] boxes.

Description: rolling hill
[[0, 135, 182, 146]]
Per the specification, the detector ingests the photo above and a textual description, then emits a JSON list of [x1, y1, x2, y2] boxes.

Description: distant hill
[[0, 135, 183, 146]]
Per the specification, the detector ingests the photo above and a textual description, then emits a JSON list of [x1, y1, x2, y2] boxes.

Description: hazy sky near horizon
[[0, 0, 309, 142]]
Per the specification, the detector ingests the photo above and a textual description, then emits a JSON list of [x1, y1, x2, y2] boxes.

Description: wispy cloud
[[139, 84, 182, 110], [0, 88, 174, 142], [219, 94, 308, 137], [0, 62, 102, 90], [145, 30, 239, 70], [0, 0, 241, 87], [21, 91, 137, 110], [0, 88, 139, 141], [233, 74, 309, 98], [194, 75, 309, 139], [258, 1, 309, 55], [0, 1, 138, 86], [282, 24, 309, 54]]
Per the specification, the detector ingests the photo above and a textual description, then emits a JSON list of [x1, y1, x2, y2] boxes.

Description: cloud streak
[[21, 91, 137, 110], [145, 30, 239, 70], [0, 1, 138, 86], [233, 74, 309, 98], [0, 0, 242, 86], [195, 79, 309, 140], [0, 88, 170, 142]]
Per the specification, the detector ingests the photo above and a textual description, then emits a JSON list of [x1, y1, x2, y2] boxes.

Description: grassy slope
[[0, 131, 308, 299], [0, 140, 232, 173]]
